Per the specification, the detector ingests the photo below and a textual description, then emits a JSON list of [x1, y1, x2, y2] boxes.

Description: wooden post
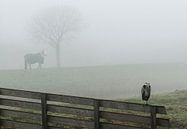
[[94, 99, 100, 129], [151, 106, 157, 129], [41, 93, 48, 129], [0, 89, 1, 127]]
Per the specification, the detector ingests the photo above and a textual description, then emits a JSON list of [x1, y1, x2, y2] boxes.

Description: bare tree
[[31, 6, 81, 68]]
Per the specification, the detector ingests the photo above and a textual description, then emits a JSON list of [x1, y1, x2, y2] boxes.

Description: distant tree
[[31, 6, 81, 68]]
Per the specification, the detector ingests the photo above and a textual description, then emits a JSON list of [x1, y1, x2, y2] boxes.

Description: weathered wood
[[101, 123, 150, 129], [48, 104, 94, 117], [41, 93, 48, 129], [48, 116, 94, 129], [0, 88, 166, 113], [100, 111, 150, 124], [47, 94, 94, 106], [48, 127, 66, 129], [100, 100, 166, 114], [100, 100, 150, 112], [0, 108, 41, 124], [0, 88, 41, 99], [100, 111, 170, 127], [151, 106, 157, 129], [0, 88, 170, 129], [94, 99, 100, 129], [156, 107, 167, 114], [0, 98, 41, 110], [0, 119, 42, 129], [157, 118, 170, 127]]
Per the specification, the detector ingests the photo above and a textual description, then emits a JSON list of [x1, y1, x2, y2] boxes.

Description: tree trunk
[[56, 43, 61, 68]]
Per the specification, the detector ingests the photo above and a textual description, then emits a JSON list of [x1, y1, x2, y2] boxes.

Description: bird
[[141, 82, 151, 105]]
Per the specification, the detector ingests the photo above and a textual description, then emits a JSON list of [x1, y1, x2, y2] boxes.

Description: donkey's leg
[[29, 64, 32, 70], [25, 63, 27, 70], [24, 59, 27, 70], [38, 63, 42, 69]]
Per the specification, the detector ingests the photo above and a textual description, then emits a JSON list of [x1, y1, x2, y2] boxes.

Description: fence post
[[94, 99, 100, 129], [0, 89, 1, 127], [41, 93, 48, 129], [150, 106, 157, 129]]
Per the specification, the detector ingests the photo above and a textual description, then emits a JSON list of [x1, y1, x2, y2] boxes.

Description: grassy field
[[126, 90, 187, 129], [0, 64, 186, 129], [0, 64, 187, 99]]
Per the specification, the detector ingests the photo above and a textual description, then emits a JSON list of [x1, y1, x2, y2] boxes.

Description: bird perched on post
[[141, 82, 151, 105]]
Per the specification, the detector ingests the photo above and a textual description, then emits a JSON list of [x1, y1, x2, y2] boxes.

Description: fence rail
[[0, 88, 170, 129]]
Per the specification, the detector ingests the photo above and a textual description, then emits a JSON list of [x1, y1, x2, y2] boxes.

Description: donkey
[[24, 51, 46, 70]]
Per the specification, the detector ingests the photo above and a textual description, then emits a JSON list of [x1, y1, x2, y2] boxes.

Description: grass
[[125, 90, 187, 129], [0, 64, 187, 99], [0, 64, 186, 128]]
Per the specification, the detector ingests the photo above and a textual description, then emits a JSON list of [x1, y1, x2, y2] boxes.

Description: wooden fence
[[0, 88, 170, 129]]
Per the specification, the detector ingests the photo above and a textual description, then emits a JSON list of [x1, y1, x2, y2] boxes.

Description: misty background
[[1, 0, 187, 69], [0, 0, 187, 98]]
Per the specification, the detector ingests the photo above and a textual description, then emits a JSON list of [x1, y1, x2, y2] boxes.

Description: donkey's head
[[41, 50, 47, 57]]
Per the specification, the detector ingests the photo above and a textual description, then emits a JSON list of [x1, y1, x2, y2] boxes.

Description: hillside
[[126, 90, 187, 129], [0, 64, 187, 99], [0, 65, 186, 128]]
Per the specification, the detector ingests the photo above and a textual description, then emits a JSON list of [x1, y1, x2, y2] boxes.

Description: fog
[[0, 0, 187, 69], [0, 3, 186, 128]]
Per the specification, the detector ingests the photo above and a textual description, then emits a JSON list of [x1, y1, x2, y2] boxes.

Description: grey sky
[[0, 0, 187, 69]]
